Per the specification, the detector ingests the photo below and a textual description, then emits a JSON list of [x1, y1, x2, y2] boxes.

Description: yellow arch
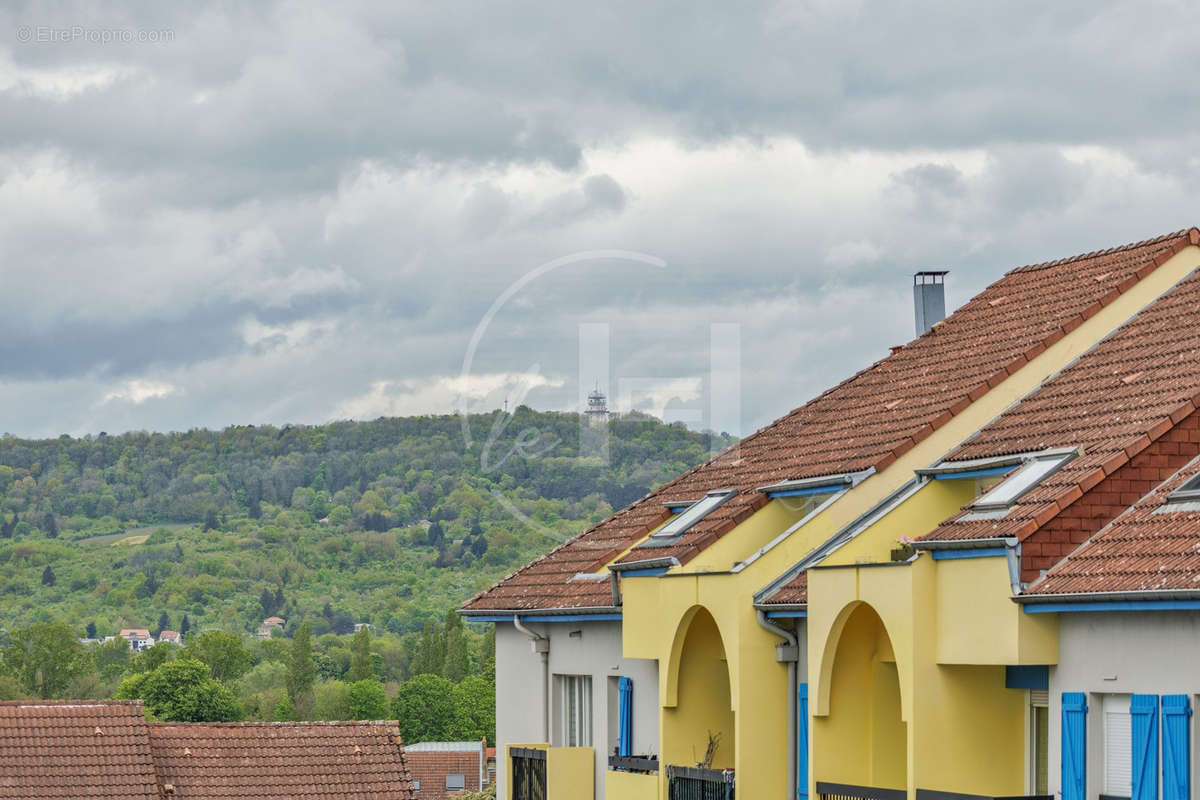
[[815, 600, 909, 723]]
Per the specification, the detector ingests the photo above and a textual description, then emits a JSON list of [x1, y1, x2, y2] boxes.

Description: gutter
[[756, 610, 799, 800], [513, 616, 551, 744], [1015, 589, 1200, 605]]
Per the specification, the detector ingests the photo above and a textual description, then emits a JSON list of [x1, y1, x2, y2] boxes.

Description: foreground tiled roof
[[0, 701, 160, 800], [1026, 456, 1200, 596], [923, 236, 1200, 545], [466, 229, 1199, 611], [149, 721, 415, 800]]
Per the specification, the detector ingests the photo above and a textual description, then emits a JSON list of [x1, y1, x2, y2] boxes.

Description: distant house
[[157, 630, 181, 645], [0, 700, 416, 799], [405, 740, 488, 798], [353, 622, 374, 633], [118, 628, 154, 652], [256, 617, 285, 639]]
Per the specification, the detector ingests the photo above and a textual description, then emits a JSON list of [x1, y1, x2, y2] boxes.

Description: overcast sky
[[2, 1, 1198, 439]]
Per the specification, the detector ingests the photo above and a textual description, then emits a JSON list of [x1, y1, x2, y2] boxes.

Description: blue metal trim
[[930, 547, 1007, 560], [620, 567, 669, 577], [768, 486, 840, 498], [765, 610, 808, 619], [1024, 600, 1200, 614], [465, 613, 624, 623], [1005, 665, 1050, 690], [932, 465, 1017, 480]]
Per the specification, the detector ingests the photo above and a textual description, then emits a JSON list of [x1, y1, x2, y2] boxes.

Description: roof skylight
[[969, 452, 1073, 512], [651, 489, 737, 540], [1165, 473, 1200, 504]]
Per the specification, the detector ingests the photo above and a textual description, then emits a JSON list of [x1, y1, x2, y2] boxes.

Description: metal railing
[[667, 765, 734, 800], [816, 782, 906, 800], [609, 754, 659, 774], [511, 747, 547, 800]]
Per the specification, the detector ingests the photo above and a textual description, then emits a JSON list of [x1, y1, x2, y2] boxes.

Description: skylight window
[[969, 453, 1073, 511], [652, 489, 736, 540], [1165, 473, 1200, 504]]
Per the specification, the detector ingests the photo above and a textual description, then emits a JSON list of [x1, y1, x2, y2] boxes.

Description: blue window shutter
[[1061, 692, 1088, 800], [1162, 695, 1191, 800], [1131, 694, 1159, 800], [617, 677, 633, 757], [798, 683, 809, 800]]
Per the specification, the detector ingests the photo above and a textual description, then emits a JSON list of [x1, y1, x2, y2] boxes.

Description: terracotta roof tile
[[466, 229, 1199, 611], [149, 721, 415, 800], [923, 249, 1200, 543], [1028, 456, 1200, 595], [0, 700, 160, 800]]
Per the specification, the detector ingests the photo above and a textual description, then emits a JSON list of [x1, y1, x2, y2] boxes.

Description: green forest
[[0, 408, 733, 738]]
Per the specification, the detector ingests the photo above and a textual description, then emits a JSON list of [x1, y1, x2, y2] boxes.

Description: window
[[651, 490, 736, 540], [558, 675, 592, 747], [1103, 694, 1132, 798], [445, 773, 466, 791], [412, 779, 420, 792], [969, 452, 1073, 512], [1166, 472, 1200, 504], [1030, 690, 1048, 796]]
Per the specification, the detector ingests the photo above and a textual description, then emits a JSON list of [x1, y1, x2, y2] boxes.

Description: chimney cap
[[913, 270, 949, 284]]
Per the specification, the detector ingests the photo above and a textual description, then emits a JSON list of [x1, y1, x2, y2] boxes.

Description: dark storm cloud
[[0, 0, 1198, 437]]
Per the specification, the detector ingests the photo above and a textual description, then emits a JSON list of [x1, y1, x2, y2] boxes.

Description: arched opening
[[816, 602, 906, 790], [662, 607, 735, 770]]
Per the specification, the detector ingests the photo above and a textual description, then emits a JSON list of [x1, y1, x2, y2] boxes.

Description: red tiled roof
[[0, 700, 160, 800], [1026, 456, 1200, 596], [149, 721, 415, 800], [922, 237, 1200, 544], [465, 229, 1199, 611]]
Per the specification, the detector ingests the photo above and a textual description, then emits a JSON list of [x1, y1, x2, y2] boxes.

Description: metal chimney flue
[[913, 271, 948, 335]]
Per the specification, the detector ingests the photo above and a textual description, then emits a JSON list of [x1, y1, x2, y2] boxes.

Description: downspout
[[757, 610, 798, 800], [514, 616, 551, 743]]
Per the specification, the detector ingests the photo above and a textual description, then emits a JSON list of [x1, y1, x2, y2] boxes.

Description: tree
[[347, 679, 388, 720], [94, 636, 132, 681], [348, 626, 372, 681], [40, 566, 55, 587], [3, 622, 90, 698], [443, 613, 469, 682], [392, 674, 457, 743], [179, 615, 191, 638], [183, 631, 251, 682], [273, 693, 294, 721], [313, 680, 352, 720], [260, 588, 275, 616], [156, 612, 170, 635], [85, 621, 97, 639], [452, 675, 496, 744], [42, 513, 57, 538], [116, 658, 242, 722], [411, 620, 445, 677], [470, 534, 488, 557], [287, 622, 314, 702], [203, 509, 219, 531], [426, 521, 445, 548]]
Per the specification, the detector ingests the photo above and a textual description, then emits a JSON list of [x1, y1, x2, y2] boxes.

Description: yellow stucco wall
[[604, 769, 658, 800], [661, 608, 735, 770]]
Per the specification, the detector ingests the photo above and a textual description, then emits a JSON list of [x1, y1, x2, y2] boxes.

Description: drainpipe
[[514, 616, 550, 743], [757, 610, 798, 800]]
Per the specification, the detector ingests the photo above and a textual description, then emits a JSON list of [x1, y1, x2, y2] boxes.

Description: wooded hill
[[0, 408, 735, 636]]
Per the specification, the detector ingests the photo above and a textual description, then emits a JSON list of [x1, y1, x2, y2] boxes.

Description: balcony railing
[[667, 765, 734, 800], [817, 782, 905, 800], [816, 784, 1052, 800], [609, 755, 659, 774], [511, 747, 547, 800]]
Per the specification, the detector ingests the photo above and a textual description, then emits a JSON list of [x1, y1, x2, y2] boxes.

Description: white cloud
[[103, 379, 179, 405]]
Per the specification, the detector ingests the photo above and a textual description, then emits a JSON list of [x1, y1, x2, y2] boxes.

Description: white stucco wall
[[1049, 611, 1200, 799], [494, 619, 658, 799]]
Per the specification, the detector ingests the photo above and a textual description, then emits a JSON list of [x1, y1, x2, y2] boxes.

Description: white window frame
[[558, 674, 593, 747], [1102, 693, 1132, 798], [652, 490, 736, 540]]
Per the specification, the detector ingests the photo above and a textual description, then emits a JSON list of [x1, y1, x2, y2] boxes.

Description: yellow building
[[464, 228, 1200, 800]]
